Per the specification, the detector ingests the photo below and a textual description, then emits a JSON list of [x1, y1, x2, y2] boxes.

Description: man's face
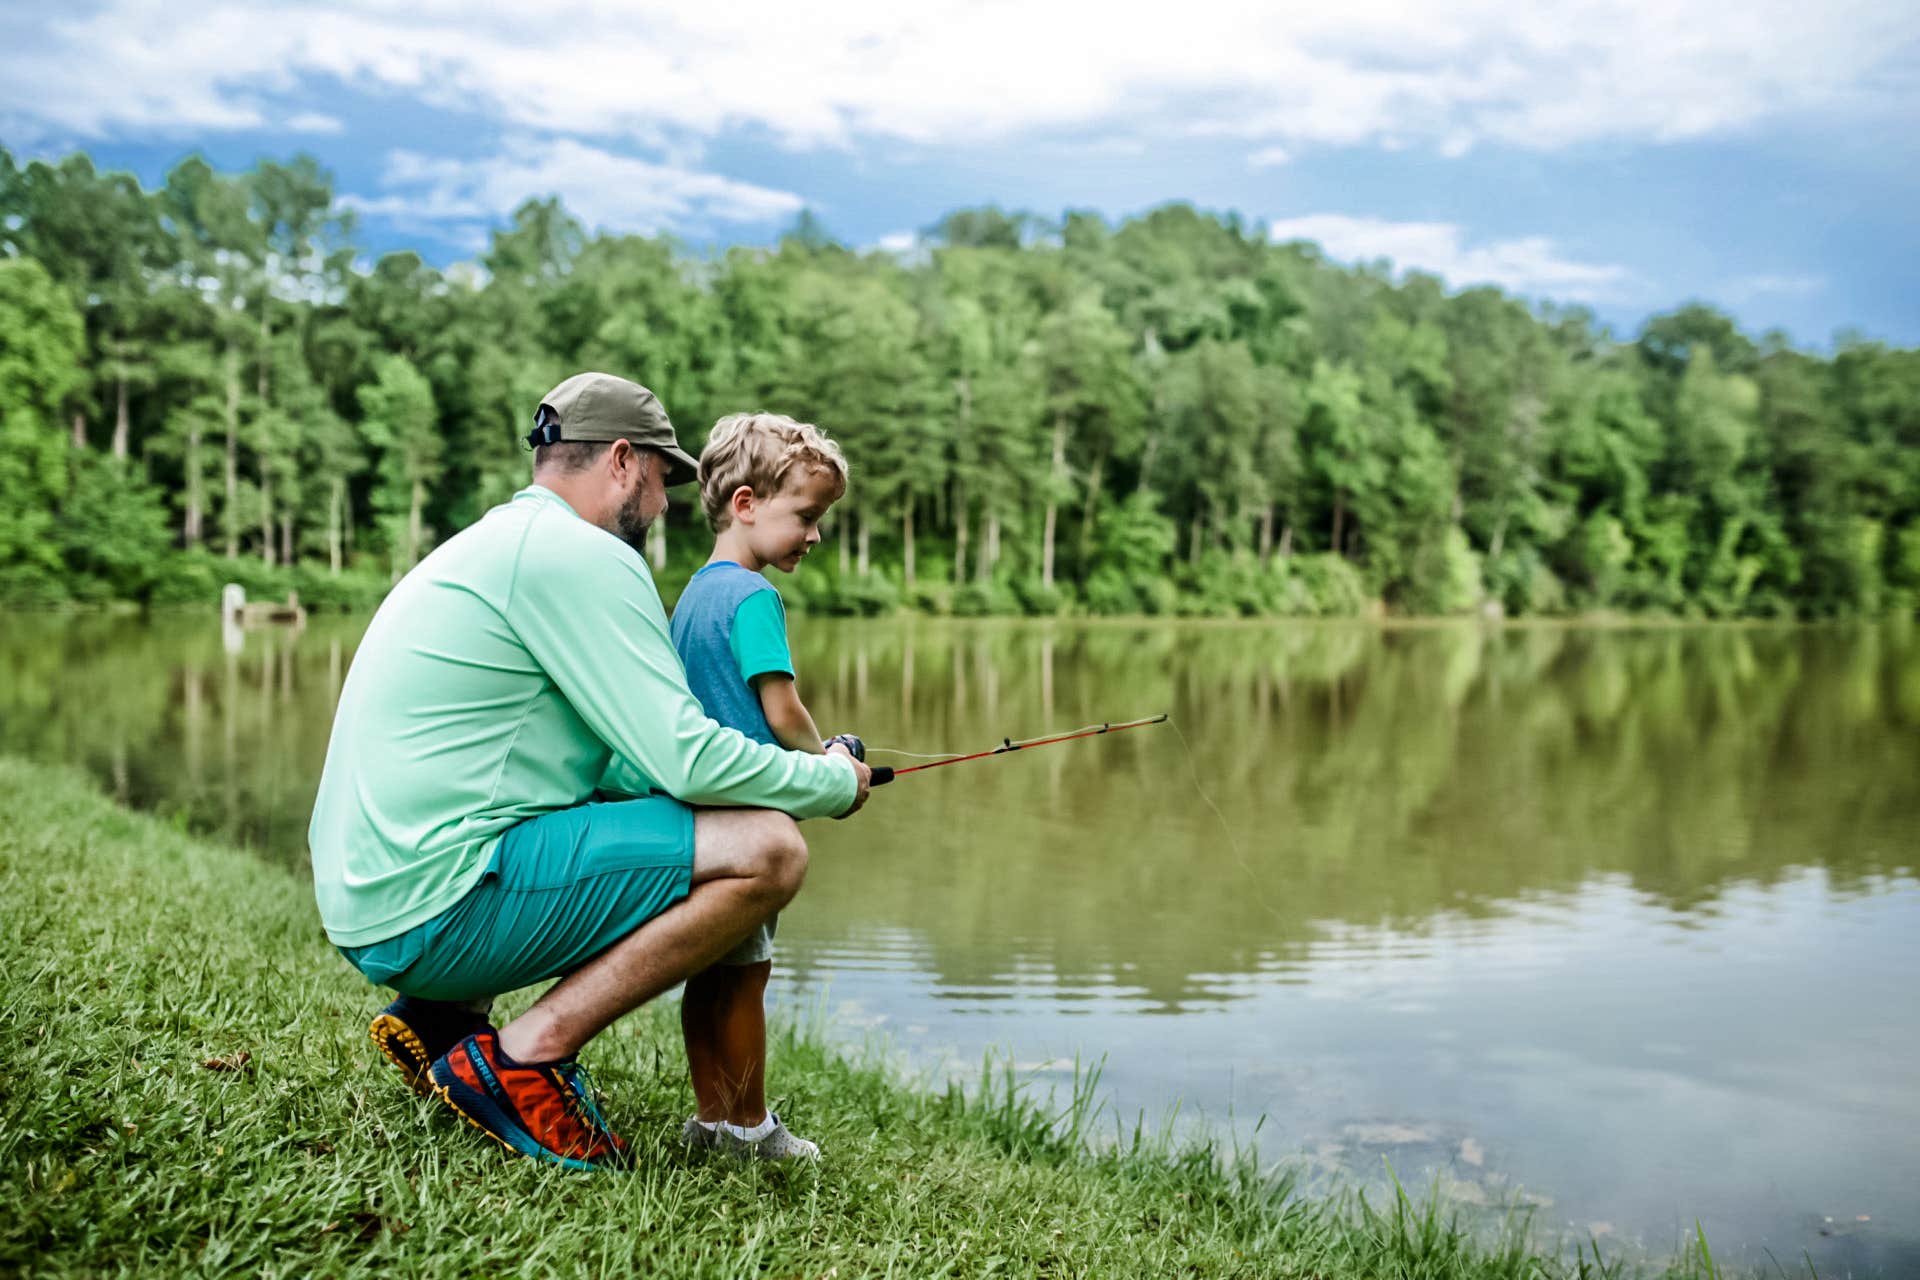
[[610, 445, 668, 553]]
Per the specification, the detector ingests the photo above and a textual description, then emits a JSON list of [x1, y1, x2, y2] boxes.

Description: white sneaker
[[715, 1113, 820, 1163], [679, 1117, 716, 1153]]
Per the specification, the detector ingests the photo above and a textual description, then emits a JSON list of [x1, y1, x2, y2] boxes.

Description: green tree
[[58, 453, 173, 600], [0, 258, 85, 599], [1036, 291, 1141, 590], [1667, 347, 1779, 614], [244, 156, 351, 564], [357, 355, 443, 573], [930, 206, 1039, 250], [146, 341, 225, 548], [162, 156, 263, 559], [1157, 339, 1266, 559], [1297, 359, 1378, 559], [0, 150, 169, 455], [3, 145, 1916, 621], [923, 250, 1046, 588]]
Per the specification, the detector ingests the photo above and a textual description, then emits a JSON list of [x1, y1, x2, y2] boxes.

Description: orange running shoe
[[430, 1030, 627, 1170]]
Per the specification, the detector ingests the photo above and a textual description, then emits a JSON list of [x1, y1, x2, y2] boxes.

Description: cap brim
[[660, 445, 700, 487]]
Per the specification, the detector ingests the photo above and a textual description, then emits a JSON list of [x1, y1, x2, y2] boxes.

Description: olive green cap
[[532, 372, 699, 486]]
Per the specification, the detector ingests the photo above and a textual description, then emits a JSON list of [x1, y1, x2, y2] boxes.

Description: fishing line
[[1163, 715, 1247, 866], [862, 745, 972, 762], [1161, 717, 1285, 923], [866, 711, 1280, 919]]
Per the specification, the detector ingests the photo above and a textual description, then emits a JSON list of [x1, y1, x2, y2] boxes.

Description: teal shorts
[[340, 795, 695, 1003]]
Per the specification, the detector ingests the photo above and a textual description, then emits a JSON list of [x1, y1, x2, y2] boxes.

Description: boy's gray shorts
[[718, 912, 776, 966]]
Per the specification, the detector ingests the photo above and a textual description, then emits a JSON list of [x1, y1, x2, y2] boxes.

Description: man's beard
[[612, 481, 652, 553]]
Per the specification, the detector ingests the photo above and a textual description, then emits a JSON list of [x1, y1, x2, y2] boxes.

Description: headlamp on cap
[[525, 405, 564, 451]]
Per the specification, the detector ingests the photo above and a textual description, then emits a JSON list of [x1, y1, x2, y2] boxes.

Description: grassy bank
[[1, 758, 1720, 1279]]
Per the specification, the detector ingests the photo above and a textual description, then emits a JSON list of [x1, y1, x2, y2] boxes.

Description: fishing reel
[[826, 733, 893, 786], [824, 733, 866, 762]]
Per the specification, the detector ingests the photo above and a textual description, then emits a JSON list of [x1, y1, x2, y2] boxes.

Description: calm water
[[3, 612, 1917, 1273]]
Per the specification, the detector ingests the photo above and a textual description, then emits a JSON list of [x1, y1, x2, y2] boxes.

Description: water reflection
[[779, 620, 1918, 1011], [0, 611, 350, 861], [2, 613, 1916, 1270], [3, 614, 1916, 985]]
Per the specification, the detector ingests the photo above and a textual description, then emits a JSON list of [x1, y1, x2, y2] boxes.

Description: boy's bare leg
[[683, 961, 772, 1125], [681, 979, 719, 1116], [497, 809, 805, 1065]]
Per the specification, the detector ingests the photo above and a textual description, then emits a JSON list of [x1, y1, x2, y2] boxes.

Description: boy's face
[[743, 466, 840, 573]]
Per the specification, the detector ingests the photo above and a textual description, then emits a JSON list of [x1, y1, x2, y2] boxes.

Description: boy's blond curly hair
[[698, 412, 849, 532]]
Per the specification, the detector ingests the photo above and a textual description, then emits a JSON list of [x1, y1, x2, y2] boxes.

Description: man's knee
[[692, 808, 808, 898], [750, 818, 807, 905]]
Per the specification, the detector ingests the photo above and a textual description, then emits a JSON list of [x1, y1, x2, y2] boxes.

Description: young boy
[[672, 411, 853, 1162]]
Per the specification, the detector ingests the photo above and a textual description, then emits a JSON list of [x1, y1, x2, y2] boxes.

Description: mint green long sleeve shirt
[[308, 485, 856, 947]]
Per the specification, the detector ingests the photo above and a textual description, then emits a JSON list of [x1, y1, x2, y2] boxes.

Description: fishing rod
[[861, 713, 1169, 786]]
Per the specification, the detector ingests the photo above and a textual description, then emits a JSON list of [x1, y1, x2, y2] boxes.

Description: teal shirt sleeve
[[507, 508, 856, 819], [730, 589, 794, 685]]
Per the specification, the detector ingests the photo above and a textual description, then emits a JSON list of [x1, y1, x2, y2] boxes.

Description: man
[[308, 372, 871, 1170]]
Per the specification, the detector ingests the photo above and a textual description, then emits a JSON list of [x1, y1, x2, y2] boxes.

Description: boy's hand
[[826, 742, 872, 817]]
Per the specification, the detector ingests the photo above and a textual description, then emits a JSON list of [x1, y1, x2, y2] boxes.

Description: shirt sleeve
[[730, 589, 794, 685], [505, 509, 856, 820]]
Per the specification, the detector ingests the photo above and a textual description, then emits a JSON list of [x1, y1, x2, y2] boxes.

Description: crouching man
[[307, 372, 870, 1169]]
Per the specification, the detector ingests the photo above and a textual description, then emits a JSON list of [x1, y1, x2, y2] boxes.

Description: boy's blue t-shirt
[[670, 561, 793, 746]]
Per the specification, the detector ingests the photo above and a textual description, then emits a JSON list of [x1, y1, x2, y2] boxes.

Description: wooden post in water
[[902, 629, 915, 735], [983, 640, 998, 722], [183, 666, 203, 788], [952, 640, 967, 719], [1040, 634, 1054, 728]]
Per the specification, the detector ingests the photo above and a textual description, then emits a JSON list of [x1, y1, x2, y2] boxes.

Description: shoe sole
[[718, 1141, 821, 1163], [714, 1128, 822, 1163], [428, 1060, 609, 1173], [368, 1013, 434, 1098]]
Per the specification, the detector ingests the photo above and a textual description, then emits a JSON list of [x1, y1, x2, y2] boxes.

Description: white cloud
[[1, 0, 1912, 155], [1268, 213, 1630, 301], [1722, 272, 1827, 303], [1248, 146, 1292, 169], [341, 136, 804, 235], [868, 229, 932, 265], [286, 111, 343, 135]]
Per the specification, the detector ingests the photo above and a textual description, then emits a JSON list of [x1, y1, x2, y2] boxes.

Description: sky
[[3, 0, 1917, 346]]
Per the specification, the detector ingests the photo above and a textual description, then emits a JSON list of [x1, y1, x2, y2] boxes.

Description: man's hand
[[825, 741, 872, 817], [823, 733, 866, 762]]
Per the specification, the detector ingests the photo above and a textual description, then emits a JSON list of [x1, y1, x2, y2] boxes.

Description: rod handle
[[869, 765, 895, 787]]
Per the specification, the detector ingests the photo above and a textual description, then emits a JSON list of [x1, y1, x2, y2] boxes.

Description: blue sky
[[4, 1, 1917, 346]]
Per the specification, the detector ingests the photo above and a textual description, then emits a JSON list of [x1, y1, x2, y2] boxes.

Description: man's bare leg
[[497, 809, 804, 1064], [683, 960, 772, 1125]]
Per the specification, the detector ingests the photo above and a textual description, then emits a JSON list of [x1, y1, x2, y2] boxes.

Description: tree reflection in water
[[1, 614, 1914, 1005]]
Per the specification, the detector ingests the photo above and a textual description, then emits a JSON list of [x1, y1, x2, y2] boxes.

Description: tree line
[[2, 148, 1916, 618]]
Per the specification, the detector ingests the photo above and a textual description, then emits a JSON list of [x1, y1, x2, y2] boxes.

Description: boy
[[672, 411, 854, 1162]]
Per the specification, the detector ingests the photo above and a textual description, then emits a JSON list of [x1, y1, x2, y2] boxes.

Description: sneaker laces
[[554, 1060, 619, 1142]]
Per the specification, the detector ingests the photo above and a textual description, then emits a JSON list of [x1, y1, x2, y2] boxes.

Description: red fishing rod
[[864, 713, 1169, 786]]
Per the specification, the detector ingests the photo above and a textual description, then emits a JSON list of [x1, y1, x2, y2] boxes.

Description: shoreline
[[3, 599, 1912, 630], [0, 756, 1733, 1277]]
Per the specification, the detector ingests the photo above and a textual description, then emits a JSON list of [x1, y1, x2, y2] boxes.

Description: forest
[[2, 147, 1917, 618]]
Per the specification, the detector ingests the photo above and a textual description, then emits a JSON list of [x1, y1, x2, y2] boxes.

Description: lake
[[3, 611, 1916, 1274]]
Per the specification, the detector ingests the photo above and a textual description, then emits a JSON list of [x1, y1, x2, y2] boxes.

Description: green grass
[[0, 756, 1735, 1278]]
